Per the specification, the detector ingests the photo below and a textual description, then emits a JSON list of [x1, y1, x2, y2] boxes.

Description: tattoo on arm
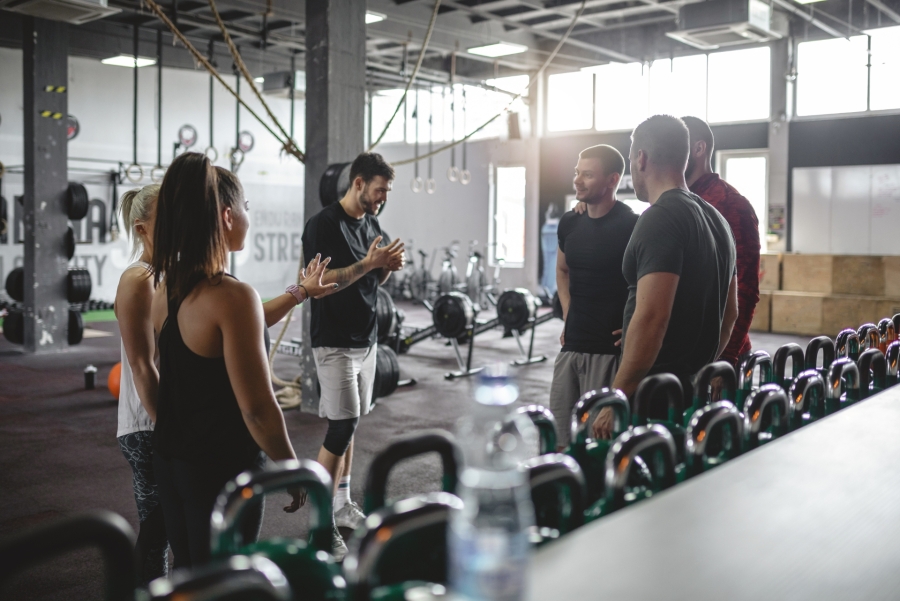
[[328, 260, 367, 289]]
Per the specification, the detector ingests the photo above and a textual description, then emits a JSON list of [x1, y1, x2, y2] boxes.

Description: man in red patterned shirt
[[681, 116, 760, 366]]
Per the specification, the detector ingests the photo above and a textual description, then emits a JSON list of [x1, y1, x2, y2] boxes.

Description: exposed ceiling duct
[[666, 0, 788, 50], [0, 0, 120, 24]]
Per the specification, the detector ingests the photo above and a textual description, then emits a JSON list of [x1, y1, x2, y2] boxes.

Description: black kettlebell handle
[[525, 454, 587, 533], [892, 314, 900, 342], [858, 323, 880, 352], [0, 510, 137, 601], [827, 357, 860, 400], [364, 430, 461, 514], [886, 341, 900, 378], [877, 318, 895, 347], [571, 388, 630, 445], [633, 373, 684, 425], [835, 329, 861, 361], [515, 404, 557, 454], [693, 361, 737, 406], [604, 425, 677, 510], [789, 370, 826, 421], [743, 384, 789, 448], [738, 351, 773, 391], [149, 555, 291, 601], [685, 401, 743, 473], [773, 343, 805, 386], [211, 460, 334, 556], [805, 336, 835, 371], [858, 348, 886, 398]]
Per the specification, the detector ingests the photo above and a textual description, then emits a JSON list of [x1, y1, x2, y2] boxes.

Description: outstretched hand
[[300, 254, 340, 299]]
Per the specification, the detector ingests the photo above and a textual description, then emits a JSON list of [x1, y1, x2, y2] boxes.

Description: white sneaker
[[334, 500, 366, 530], [331, 524, 348, 562]]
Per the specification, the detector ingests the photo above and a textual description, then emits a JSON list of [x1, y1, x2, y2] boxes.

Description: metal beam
[[441, 0, 640, 63], [769, 0, 847, 39], [864, 0, 900, 24]]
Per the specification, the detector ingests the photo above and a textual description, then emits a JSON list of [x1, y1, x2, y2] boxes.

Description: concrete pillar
[[301, 0, 366, 413], [22, 17, 69, 353], [767, 38, 791, 252]]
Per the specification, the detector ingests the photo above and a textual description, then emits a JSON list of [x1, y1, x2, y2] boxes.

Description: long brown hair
[[151, 152, 225, 303]]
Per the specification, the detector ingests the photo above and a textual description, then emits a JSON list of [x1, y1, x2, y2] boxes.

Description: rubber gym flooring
[[0, 301, 806, 600]]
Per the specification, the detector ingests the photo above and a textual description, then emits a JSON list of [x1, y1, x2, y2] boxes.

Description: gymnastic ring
[[460, 169, 471, 185], [150, 165, 166, 183], [410, 177, 423, 193], [125, 163, 144, 183], [204, 146, 219, 162], [230, 148, 245, 168], [426, 178, 437, 195], [447, 166, 459, 182]]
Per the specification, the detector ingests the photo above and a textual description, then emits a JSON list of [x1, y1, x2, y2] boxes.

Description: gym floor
[[0, 301, 806, 600]]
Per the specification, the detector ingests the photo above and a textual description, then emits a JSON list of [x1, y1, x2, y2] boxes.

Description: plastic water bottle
[[449, 366, 538, 601]]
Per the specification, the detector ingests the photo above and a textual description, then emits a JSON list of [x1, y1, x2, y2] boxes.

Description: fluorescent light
[[101, 54, 157, 68], [254, 76, 265, 83], [794, 0, 827, 4], [467, 42, 528, 58], [366, 11, 386, 24]]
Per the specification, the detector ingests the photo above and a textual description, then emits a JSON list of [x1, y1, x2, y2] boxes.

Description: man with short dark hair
[[682, 115, 760, 367], [550, 144, 638, 447], [302, 152, 405, 558], [592, 115, 738, 439]]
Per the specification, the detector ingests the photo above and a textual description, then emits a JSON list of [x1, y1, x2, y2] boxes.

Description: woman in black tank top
[[149, 153, 337, 569]]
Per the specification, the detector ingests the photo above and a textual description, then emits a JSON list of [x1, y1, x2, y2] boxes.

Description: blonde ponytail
[[119, 184, 160, 260]]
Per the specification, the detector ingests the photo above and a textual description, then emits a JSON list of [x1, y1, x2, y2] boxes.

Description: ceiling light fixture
[[793, 0, 827, 4], [467, 42, 528, 58], [101, 54, 157, 68], [254, 76, 265, 83], [366, 11, 386, 24]]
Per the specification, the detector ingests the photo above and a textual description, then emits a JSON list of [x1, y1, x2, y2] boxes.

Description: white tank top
[[116, 261, 156, 438]]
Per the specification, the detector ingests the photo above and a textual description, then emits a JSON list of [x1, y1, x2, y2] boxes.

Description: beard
[[359, 187, 379, 215], [685, 153, 698, 181]]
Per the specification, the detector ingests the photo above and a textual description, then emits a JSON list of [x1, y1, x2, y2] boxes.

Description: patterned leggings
[[118, 431, 169, 584]]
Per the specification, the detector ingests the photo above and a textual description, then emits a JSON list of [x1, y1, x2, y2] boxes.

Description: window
[[869, 26, 900, 111], [707, 46, 770, 123], [547, 71, 594, 132], [492, 166, 527, 266], [370, 89, 406, 144], [719, 152, 769, 253], [648, 54, 708, 121], [796, 36, 868, 116], [592, 62, 648, 131]]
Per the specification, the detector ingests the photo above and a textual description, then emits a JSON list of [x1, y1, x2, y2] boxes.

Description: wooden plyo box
[[883, 257, 900, 298], [751, 292, 772, 332], [781, 255, 884, 296], [771, 291, 900, 336], [759, 254, 781, 291]]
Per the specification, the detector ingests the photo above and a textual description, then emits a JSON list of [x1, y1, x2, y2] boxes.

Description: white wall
[[376, 137, 540, 292], [0, 47, 305, 300]]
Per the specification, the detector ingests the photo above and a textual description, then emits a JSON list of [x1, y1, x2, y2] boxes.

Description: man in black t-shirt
[[592, 115, 738, 439], [301, 152, 405, 558], [550, 144, 638, 447]]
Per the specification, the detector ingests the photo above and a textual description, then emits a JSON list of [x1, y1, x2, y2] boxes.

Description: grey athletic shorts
[[548, 351, 619, 447], [313, 345, 377, 420]]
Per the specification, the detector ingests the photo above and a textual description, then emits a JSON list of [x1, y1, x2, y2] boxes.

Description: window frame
[[489, 163, 528, 268]]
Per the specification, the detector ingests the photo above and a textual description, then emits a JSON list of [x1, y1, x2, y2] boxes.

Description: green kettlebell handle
[[805, 336, 835, 372], [835, 329, 861, 362], [632, 373, 684, 426], [788, 369, 826, 423], [685, 401, 743, 475], [210, 459, 334, 556], [364, 430, 461, 514], [743, 384, 789, 449], [516, 404, 557, 455], [738, 351, 774, 392], [692, 361, 737, 407], [0, 510, 137, 601], [773, 343, 805, 389], [571, 388, 630, 446], [524, 453, 587, 533], [858, 348, 886, 399], [604, 425, 677, 511]]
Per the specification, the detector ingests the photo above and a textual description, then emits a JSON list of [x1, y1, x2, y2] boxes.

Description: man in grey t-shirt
[[592, 115, 738, 439]]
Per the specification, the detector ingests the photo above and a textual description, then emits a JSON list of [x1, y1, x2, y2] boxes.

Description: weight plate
[[319, 162, 352, 207], [373, 345, 400, 398], [66, 182, 89, 220], [68, 309, 84, 345], [5, 267, 24, 303], [3, 309, 24, 344], [66, 115, 79, 140], [375, 287, 397, 345], [67, 268, 92, 303], [178, 124, 198, 148], [65, 226, 76, 260], [497, 288, 537, 332], [432, 291, 475, 339]]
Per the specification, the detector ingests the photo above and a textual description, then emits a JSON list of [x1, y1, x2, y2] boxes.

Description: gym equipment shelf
[[526, 385, 900, 600]]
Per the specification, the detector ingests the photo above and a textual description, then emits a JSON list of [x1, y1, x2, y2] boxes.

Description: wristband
[[285, 284, 306, 305]]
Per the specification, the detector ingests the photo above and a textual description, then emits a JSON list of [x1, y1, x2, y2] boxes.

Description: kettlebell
[[736, 351, 774, 411], [858, 348, 886, 400], [773, 343, 805, 393], [825, 357, 860, 414], [788, 370, 827, 430], [687, 361, 737, 426], [742, 384, 789, 450], [514, 404, 557, 455], [684, 401, 744, 478], [524, 453, 586, 545], [805, 336, 835, 380], [835, 329, 861, 362], [209, 459, 347, 601], [632, 373, 686, 474], [885, 341, 900, 387]]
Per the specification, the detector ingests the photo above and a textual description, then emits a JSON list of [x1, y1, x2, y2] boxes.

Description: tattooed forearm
[[322, 259, 368, 289]]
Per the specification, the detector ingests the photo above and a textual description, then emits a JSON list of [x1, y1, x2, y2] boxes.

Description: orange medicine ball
[[108, 362, 122, 400]]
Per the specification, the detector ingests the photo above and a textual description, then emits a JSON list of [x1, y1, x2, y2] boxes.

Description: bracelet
[[298, 285, 310, 302], [285, 284, 306, 305]]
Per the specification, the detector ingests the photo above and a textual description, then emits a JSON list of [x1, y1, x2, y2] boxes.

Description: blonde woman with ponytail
[[113, 184, 169, 584]]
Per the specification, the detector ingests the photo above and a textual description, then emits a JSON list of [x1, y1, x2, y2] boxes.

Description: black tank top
[[153, 277, 260, 466]]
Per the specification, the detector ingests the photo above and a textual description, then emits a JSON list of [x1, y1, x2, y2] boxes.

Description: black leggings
[[152, 451, 266, 569]]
